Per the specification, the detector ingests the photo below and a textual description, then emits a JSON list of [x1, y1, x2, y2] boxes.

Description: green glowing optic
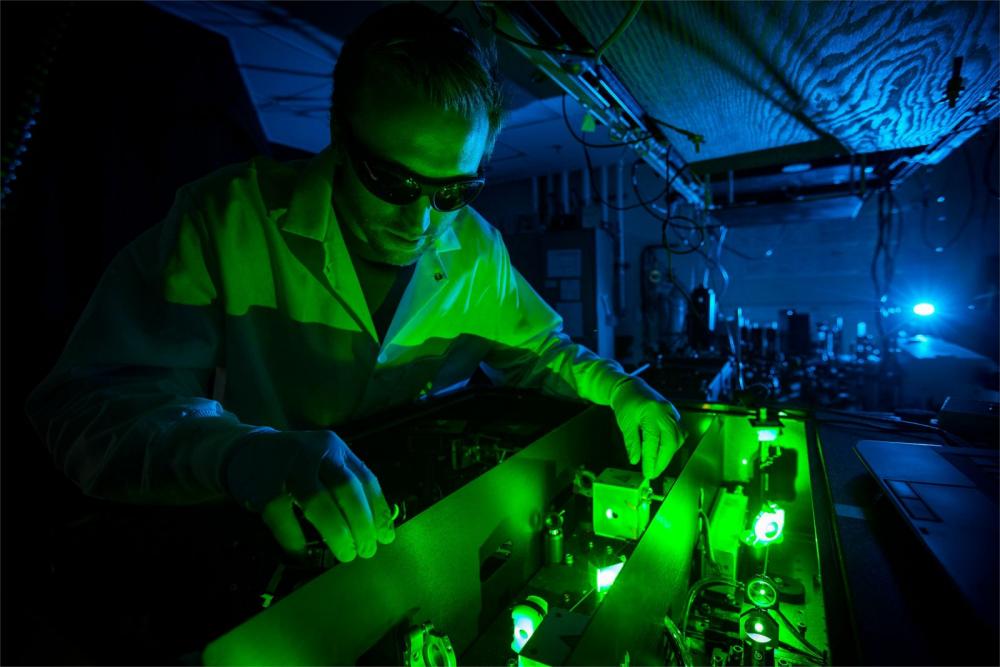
[[757, 429, 778, 442], [605, 508, 615, 520], [754, 508, 784, 543], [741, 458, 749, 465], [746, 577, 779, 608], [744, 503, 786, 547], [511, 596, 548, 653], [744, 612, 777, 644], [596, 561, 626, 593]]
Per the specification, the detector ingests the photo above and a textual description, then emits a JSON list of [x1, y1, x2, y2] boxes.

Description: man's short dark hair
[[331, 2, 505, 161]]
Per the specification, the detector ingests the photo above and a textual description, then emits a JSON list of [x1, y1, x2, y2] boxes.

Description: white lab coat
[[27, 146, 630, 504]]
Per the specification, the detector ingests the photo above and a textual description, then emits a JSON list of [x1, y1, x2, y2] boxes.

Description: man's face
[[332, 78, 490, 266]]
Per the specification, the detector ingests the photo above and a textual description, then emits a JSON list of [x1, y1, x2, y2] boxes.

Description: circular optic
[[746, 577, 779, 608], [754, 519, 780, 542], [744, 611, 778, 644]]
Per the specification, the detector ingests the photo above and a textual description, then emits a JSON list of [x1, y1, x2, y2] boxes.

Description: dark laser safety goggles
[[341, 126, 486, 212]]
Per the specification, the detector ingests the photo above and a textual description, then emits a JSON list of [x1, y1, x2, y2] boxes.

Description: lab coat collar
[[277, 144, 466, 346], [280, 145, 337, 242]]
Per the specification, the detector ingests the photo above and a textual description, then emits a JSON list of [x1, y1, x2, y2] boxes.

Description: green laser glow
[[511, 596, 548, 653], [596, 561, 625, 593], [744, 503, 786, 547], [757, 429, 778, 442]]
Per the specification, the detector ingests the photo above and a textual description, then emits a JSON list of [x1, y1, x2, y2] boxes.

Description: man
[[27, 3, 682, 565]]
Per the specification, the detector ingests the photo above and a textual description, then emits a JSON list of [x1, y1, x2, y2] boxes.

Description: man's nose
[[399, 196, 433, 236]]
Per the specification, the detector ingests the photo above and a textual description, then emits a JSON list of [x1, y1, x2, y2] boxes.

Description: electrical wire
[[709, 225, 730, 297], [662, 614, 695, 667], [773, 606, 827, 663], [579, 142, 644, 212], [594, 1, 645, 63], [778, 642, 826, 665], [680, 577, 742, 639], [660, 214, 706, 255], [630, 156, 675, 207], [697, 508, 718, 569]]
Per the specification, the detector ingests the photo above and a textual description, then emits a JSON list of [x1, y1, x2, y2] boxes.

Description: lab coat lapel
[[279, 147, 378, 343], [380, 223, 462, 353]]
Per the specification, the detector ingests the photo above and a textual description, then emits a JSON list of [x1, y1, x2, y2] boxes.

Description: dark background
[[2, 2, 997, 664], [1, 3, 296, 662]]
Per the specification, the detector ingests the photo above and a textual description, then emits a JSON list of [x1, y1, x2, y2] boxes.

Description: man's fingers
[[301, 492, 358, 563], [261, 496, 307, 557], [346, 451, 395, 545], [618, 413, 641, 465], [627, 429, 641, 465], [320, 460, 378, 559], [653, 418, 678, 477], [641, 422, 660, 479]]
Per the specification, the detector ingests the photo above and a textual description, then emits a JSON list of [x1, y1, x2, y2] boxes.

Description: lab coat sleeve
[[26, 188, 265, 505], [480, 230, 632, 406]]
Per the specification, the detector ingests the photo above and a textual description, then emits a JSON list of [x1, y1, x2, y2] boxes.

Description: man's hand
[[610, 378, 684, 479], [225, 430, 395, 562]]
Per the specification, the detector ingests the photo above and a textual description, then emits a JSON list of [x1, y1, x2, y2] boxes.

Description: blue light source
[[781, 163, 811, 173], [913, 303, 936, 317]]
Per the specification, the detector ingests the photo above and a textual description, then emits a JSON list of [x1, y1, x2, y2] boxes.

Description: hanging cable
[[594, 0, 644, 64]]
